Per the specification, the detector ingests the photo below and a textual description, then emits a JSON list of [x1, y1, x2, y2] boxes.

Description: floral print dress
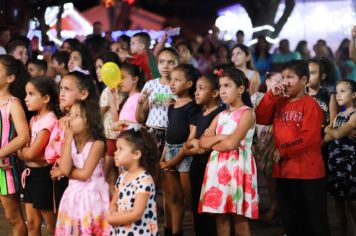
[[199, 106, 259, 219], [55, 141, 111, 236]]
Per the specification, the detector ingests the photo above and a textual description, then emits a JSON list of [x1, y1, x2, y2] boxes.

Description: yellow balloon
[[101, 62, 122, 89]]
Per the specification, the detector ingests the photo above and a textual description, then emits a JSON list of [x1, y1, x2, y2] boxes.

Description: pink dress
[[55, 141, 111, 236], [199, 106, 259, 219]]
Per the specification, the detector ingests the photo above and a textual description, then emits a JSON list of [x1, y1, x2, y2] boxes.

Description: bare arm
[[69, 140, 105, 181], [350, 25, 356, 63], [328, 94, 338, 125], [198, 115, 226, 149], [249, 71, 260, 95], [135, 90, 150, 124], [212, 109, 254, 152], [153, 33, 168, 58], [19, 130, 50, 161], [325, 113, 356, 140], [107, 192, 149, 225], [0, 100, 30, 159]]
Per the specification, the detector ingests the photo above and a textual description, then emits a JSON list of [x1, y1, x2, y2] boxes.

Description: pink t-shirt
[[30, 111, 57, 160], [118, 92, 140, 123]]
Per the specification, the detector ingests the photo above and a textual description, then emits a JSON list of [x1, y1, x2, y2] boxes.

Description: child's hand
[[138, 89, 151, 105], [272, 149, 281, 163], [160, 161, 176, 171], [113, 120, 128, 131], [271, 82, 289, 97], [64, 119, 73, 141], [0, 161, 12, 170], [50, 166, 63, 180]]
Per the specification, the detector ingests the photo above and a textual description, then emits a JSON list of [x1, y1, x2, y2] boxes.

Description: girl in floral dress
[[199, 67, 258, 236], [53, 100, 111, 235]]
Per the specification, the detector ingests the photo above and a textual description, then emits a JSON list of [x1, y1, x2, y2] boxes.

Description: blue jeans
[[165, 143, 193, 172]]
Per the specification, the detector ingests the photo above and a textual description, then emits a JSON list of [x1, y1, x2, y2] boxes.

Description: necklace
[[228, 104, 243, 114]]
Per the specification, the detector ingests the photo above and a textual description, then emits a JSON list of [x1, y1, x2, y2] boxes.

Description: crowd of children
[[0, 23, 354, 236]]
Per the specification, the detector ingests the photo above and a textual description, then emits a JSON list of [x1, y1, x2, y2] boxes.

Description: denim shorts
[[165, 143, 193, 172]]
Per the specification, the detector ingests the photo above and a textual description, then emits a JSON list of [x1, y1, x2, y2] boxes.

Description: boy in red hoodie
[[129, 32, 154, 81], [255, 60, 330, 236]]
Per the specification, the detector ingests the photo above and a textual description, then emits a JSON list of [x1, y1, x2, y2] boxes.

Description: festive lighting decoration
[[102, 0, 116, 8], [216, 0, 356, 51]]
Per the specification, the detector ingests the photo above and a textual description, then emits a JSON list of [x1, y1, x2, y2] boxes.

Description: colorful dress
[[327, 110, 356, 200], [111, 171, 158, 236], [199, 106, 259, 219], [0, 98, 23, 195], [55, 141, 111, 236]]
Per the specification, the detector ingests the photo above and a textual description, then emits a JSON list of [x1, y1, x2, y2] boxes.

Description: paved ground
[[0, 174, 354, 236]]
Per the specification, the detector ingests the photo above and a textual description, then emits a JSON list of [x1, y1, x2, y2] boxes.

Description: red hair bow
[[216, 68, 223, 77]]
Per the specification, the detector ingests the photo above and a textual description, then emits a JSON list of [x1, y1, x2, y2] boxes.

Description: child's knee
[[26, 218, 41, 230]]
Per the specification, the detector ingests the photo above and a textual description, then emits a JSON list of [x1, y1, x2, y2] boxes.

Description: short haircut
[[282, 60, 309, 82], [52, 51, 70, 70], [28, 58, 48, 72], [6, 40, 26, 54], [236, 30, 244, 36], [132, 32, 151, 49]]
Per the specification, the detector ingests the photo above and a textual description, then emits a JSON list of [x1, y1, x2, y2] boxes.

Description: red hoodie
[[255, 90, 325, 179], [129, 52, 153, 81]]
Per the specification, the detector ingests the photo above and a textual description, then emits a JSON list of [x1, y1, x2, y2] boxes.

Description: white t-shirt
[[0, 46, 6, 55], [142, 78, 172, 128]]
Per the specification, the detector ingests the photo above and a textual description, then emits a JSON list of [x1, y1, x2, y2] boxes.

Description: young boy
[[129, 32, 158, 81], [51, 51, 69, 84], [27, 59, 48, 78], [255, 60, 330, 236], [6, 40, 28, 65]]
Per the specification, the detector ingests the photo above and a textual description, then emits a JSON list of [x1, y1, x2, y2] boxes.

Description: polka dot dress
[[111, 171, 158, 236]]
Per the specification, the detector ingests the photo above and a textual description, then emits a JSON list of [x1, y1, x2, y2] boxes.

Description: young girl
[[199, 67, 258, 236], [160, 64, 200, 236], [187, 73, 223, 236], [231, 44, 260, 95], [47, 71, 98, 209], [308, 58, 338, 127], [97, 54, 124, 186], [54, 100, 111, 235], [113, 63, 145, 131], [251, 72, 282, 222], [324, 79, 356, 235], [0, 55, 30, 236], [107, 128, 159, 235], [135, 47, 179, 154], [19, 76, 61, 236]]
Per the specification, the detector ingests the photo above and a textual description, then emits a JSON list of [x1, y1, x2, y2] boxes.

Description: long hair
[[74, 100, 105, 142], [27, 76, 62, 118], [220, 66, 252, 108]]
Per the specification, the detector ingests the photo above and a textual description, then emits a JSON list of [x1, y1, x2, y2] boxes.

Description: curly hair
[[27, 76, 62, 118], [118, 129, 159, 177], [74, 100, 105, 142]]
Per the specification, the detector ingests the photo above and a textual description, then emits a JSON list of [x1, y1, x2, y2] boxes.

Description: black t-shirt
[[166, 101, 200, 144], [192, 106, 224, 165]]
